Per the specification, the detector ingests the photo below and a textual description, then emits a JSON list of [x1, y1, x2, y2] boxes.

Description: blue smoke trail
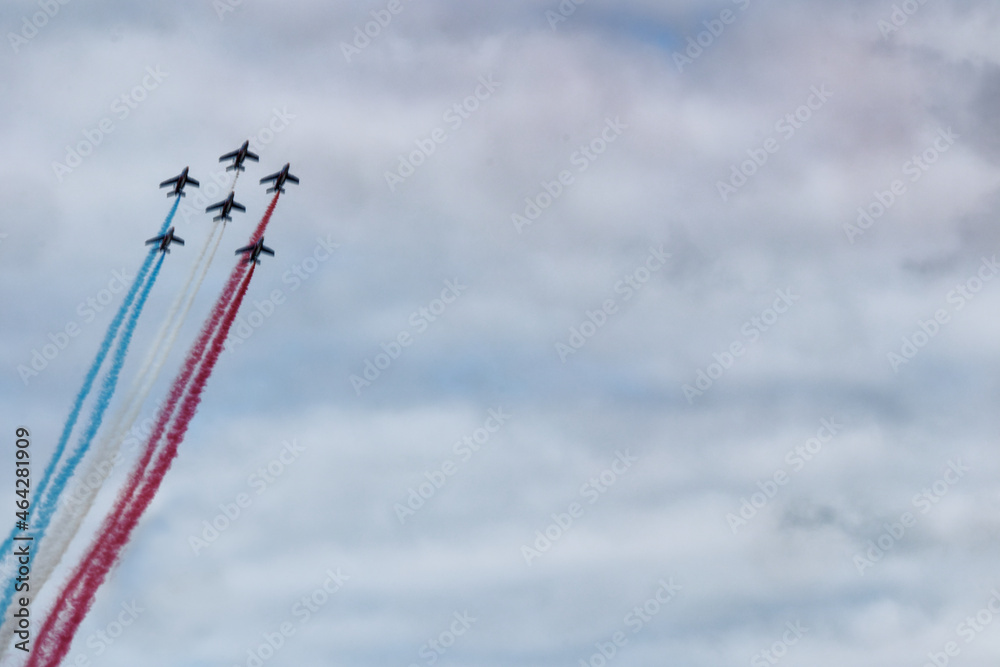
[[0, 199, 178, 566], [0, 250, 167, 628], [36, 252, 166, 533]]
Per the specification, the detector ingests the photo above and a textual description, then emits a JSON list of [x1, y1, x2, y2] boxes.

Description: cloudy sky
[[3, 0, 1000, 665]]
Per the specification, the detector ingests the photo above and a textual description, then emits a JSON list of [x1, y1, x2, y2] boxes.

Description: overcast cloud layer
[[3, 1, 1000, 666]]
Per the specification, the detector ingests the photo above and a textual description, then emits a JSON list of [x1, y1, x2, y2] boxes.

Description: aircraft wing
[[219, 149, 239, 161], [246, 151, 260, 162], [206, 201, 224, 212], [159, 176, 179, 188], [173, 236, 185, 246], [186, 177, 200, 187], [234, 244, 253, 255], [286, 174, 299, 184], [260, 245, 275, 256], [145, 234, 165, 245], [232, 201, 246, 212], [260, 172, 279, 184]]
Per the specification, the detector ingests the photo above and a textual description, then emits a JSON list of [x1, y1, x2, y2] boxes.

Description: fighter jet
[[159, 167, 199, 197], [146, 226, 185, 253], [235, 237, 275, 265], [259, 163, 299, 194], [219, 140, 259, 172], [206, 192, 246, 222]]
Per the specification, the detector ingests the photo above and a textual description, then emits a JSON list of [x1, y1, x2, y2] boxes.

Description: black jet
[[219, 140, 259, 172], [259, 163, 299, 194], [206, 192, 246, 222], [159, 167, 199, 197], [235, 237, 275, 265], [146, 226, 185, 253]]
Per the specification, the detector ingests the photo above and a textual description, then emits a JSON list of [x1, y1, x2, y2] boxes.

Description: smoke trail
[[87, 171, 241, 494], [29, 192, 281, 667], [28, 266, 255, 667], [113, 193, 278, 508], [0, 253, 165, 657], [115, 191, 278, 521], [28, 266, 246, 666], [14, 171, 240, 628], [249, 191, 280, 246], [19, 167, 241, 613], [15, 256, 242, 665], [127, 165, 237, 394], [125, 265, 255, 543], [0, 253, 168, 654], [6, 224, 228, 642], [37, 253, 166, 533], [108, 190, 274, 533], [122, 223, 223, 416], [0, 199, 178, 571], [161, 221, 226, 368], [94, 164, 240, 479]]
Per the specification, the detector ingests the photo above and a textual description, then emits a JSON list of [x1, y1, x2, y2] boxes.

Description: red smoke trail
[[250, 191, 280, 245], [28, 192, 280, 667], [112, 189, 277, 521], [101, 193, 281, 530], [125, 265, 257, 543], [28, 266, 255, 667]]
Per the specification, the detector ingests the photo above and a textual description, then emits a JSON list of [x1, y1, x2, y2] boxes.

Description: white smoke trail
[[87, 174, 239, 541], [0, 180, 240, 658]]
